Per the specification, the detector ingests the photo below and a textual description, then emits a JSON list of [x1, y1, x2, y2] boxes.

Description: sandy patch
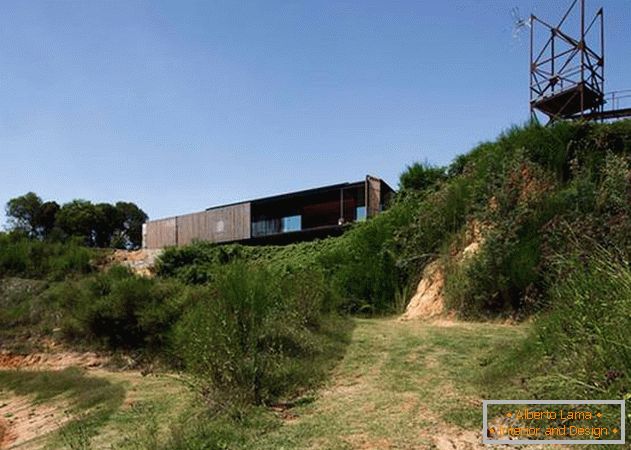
[[0, 395, 70, 449], [0, 352, 106, 371], [400, 261, 446, 321], [401, 219, 487, 322], [105, 249, 162, 277]]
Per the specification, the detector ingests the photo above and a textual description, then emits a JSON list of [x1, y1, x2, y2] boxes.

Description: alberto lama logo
[[514, 408, 597, 420]]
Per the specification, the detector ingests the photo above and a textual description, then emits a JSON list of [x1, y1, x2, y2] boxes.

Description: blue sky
[[1, 0, 630, 224]]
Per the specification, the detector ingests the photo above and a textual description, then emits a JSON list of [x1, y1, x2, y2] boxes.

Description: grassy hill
[[1, 119, 630, 448]]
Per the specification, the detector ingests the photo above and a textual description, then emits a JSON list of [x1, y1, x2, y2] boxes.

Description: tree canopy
[[398, 162, 447, 192], [4, 193, 147, 249]]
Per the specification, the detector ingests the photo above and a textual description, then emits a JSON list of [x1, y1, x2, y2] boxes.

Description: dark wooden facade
[[142, 176, 394, 248]]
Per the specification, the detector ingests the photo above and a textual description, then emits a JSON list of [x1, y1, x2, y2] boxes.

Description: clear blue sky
[[1, 0, 630, 224]]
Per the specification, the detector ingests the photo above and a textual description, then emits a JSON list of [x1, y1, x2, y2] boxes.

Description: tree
[[5, 193, 148, 249], [5, 192, 43, 237], [39, 201, 60, 238], [55, 200, 99, 246], [5, 194, 61, 240], [399, 162, 447, 192], [115, 202, 148, 249], [94, 203, 121, 248]]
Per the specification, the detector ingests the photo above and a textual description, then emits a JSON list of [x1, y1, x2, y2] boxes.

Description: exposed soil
[[402, 220, 485, 322], [0, 417, 10, 449], [105, 249, 162, 277], [400, 260, 446, 321], [0, 395, 69, 449], [0, 351, 106, 371]]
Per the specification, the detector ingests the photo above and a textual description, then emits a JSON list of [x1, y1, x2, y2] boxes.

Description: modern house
[[142, 175, 395, 248]]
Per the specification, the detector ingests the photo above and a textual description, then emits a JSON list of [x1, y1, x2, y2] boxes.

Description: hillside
[[0, 120, 630, 448]]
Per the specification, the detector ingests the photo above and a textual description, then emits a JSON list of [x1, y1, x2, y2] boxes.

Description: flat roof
[[207, 180, 363, 211]]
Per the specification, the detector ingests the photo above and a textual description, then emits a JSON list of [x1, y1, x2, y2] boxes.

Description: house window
[[282, 215, 301, 232], [252, 215, 301, 237], [356, 206, 366, 221]]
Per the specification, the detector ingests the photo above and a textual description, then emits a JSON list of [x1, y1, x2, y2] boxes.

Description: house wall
[[175, 210, 208, 246], [203, 202, 251, 243], [144, 217, 177, 248], [143, 202, 251, 248]]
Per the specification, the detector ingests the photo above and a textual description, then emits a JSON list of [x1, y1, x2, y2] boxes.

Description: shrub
[[317, 192, 423, 314], [58, 267, 186, 350], [173, 262, 349, 406], [444, 227, 542, 318], [156, 203, 417, 315], [0, 235, 96, 280], [395, 174, 474, 287], [173, 263, 293, 405]]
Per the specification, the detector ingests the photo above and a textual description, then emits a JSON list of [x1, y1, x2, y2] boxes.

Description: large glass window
[[252, 215, 302, 237], [356, 206, 366, 221], [251, 218, 280, 237], [282, 215, 301, 232]]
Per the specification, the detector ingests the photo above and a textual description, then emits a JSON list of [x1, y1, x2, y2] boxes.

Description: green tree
[[55, 200, 99, 246], [94, 203, 121, 248], [115, 202, 148, 249], [399, 162, 446, 192], [5, 193, 147, 249], [39, 201, 60, 238], [5, 192, 43, 237]]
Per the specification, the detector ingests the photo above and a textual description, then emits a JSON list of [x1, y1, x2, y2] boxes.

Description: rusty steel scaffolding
[[530, 0, 604, 121], [530, 0, 631, 123]]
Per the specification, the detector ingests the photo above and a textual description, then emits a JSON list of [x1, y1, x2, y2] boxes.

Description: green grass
[[208, 319, 534, 449]]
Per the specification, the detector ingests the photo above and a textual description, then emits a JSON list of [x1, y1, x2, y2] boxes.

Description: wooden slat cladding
[[201, 203, 251, 244], [144, 217, 176, 248], [176, 211, 209, 245], [143, 203, 251, 248], [366, 175, 382, 218]]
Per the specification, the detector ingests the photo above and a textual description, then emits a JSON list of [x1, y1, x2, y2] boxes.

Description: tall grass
[[479, 245, 631, 442], [535, 246, 631, 397]]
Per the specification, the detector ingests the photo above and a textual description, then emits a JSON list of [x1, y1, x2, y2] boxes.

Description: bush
[[173, 262, 350, 406], [313, 192, 423, 314], [0, 234, 96, 280], [58, 266, 186, 350], [156, 203, 417, 315], [156, 240, 333, 284]]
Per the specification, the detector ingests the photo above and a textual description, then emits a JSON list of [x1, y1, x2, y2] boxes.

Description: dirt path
[[254, 318, 550, 450]]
